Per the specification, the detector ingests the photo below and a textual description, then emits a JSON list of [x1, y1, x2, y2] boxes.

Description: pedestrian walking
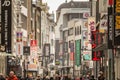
[[98, 71, 105, 80], [7, 71, 18, 80], [36, 75, 42, 80], [90, 75, 95, 80], [0, 73, 5, 80], [24, 75, 33, 80]]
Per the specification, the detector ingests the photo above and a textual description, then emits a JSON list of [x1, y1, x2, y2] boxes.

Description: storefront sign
[[16, 32, 22, 42], [23, 46, 30, 55], [75, 40, 81, 66], [83, 51, 91, 60], [28, 64, 37, 71], [1, 0, 12, 53], [108, 7, 113, 48], [114, 0, 120, 46], [16, 42, 23, 56], [88, 17, 96, 31]]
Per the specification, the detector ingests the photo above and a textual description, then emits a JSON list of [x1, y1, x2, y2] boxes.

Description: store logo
[[2, 0, 11, 6]]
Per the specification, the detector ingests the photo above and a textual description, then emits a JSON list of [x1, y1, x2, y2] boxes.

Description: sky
[[42, 0, 89, 13]]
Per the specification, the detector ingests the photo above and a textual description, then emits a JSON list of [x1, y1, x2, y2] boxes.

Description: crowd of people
[[0, 71, 105, 80]]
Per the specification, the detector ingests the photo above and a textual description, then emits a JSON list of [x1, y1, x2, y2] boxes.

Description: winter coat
[[0, 76, 5, 80], [8, 75, 18, 80]]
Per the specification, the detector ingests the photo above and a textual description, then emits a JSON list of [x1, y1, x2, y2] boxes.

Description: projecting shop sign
[[114, 0, 120, 46], [1, 0, 12, 53]]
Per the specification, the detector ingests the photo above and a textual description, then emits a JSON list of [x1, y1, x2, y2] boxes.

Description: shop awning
[[93, 43, 107, 51]]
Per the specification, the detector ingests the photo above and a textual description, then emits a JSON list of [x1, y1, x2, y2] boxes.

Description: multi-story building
[[31, 0, 55, 76], [55, 0, 90, 76]]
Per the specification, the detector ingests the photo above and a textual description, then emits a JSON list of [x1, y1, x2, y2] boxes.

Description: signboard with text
[[75, 40, 81, 66], [1, 0, 12, 53], [114, 0, 120, 46], [108, 7, 113, 49]]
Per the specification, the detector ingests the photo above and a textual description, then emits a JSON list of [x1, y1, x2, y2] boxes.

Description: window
[[51, 26, 54, 32], [68, 28, 73, 36], [51, 39, 53, 46], [80, 25, 81, 34], [75, 27, 76, 35], [77, 26, 79, 35]]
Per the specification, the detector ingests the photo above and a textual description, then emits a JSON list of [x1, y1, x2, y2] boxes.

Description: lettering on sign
[[115, 30, 120, 37], [89, 21, 95, 31], [109, 15, 113, 40], [116, 16, 120, 29], [2, 0, 10, 6]]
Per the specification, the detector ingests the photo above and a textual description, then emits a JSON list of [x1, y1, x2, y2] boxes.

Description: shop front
[[27, 63, 38, 78]]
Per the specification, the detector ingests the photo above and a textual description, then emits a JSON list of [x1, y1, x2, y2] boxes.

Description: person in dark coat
[[98, 71, 105, 80], [24, 75, 33, 80], [7, 71, 18, 80], [0, 73, 5, 80], [90, 75, 95, 80]]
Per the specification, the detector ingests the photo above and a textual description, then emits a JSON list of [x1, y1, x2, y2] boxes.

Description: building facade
[[55, 0, 90, 76]]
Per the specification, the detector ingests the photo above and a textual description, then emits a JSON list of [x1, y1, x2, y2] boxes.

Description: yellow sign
[[116, 0, 120, 12], [116, 16, 120, 29]]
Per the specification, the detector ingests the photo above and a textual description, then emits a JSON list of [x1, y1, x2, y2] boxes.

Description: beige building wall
[[0, 56, 6, 75]]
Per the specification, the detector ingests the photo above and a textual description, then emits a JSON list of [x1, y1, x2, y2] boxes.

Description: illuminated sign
[[116, 0, 120, 13]]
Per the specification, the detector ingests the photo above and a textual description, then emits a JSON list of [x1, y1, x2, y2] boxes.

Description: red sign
[[109, 0, 113, 5], [30, 40, 37, 46], [92, 52, 100, 61], [70, 52, 74, 61]]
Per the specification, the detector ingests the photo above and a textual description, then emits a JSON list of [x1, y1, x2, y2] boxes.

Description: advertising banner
[[75, 40, 81, 66], [88, 17, 96, 31], [114, 0, 120, 46], [108, 7, 113, 48], [83, 51, 91, 61], [70, 52, 74, 61], [1, 0, 12, 53], [28, 63, 37, 71], [30, 40, 37, 46], [69, 40, 74, 61], [16, 42, 23, 56], [88, 17, 96, 43], [16, 32, 23, 42], [23, 46, 30, 55], [99, 19, 107, 33]]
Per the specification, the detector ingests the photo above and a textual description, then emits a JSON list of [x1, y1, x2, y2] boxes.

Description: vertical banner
[[16, 32, 23, 42], [16, 42, 23, 56], [109, 0, 113, 5], [1, 0, 12, 53], [69, 40, 74, 61], [70, 52, 74, 61], [75, 40, 81, 66], [99, 13, 107, 33], [114, 0, 120, 46], [88, 17, 96, 43], [30, 40, 37, 63], [108, 7, 113, 49], [16, 32, 23, 56], [23, 46, 30, 55], [88, 17, 96, 31]]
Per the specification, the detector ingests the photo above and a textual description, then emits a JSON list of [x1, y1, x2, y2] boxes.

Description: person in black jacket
[[98, 71, 105, 80], [0, 73, 5, 80], [90, 75, 95, 80]]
